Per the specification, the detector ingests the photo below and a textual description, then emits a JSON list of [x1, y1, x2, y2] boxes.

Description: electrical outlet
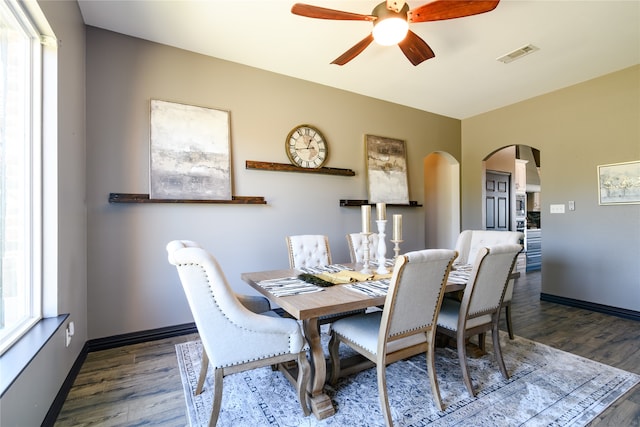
[[568, 201, 575, 211], [65, 321, 75, 347]]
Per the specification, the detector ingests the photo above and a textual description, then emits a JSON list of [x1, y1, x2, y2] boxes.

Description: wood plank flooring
[[54, 271, 640, 426]]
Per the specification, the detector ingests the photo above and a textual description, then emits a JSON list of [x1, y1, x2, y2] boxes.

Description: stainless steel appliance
[[515, 193, 526, 232], [515, 194, 526, 218]]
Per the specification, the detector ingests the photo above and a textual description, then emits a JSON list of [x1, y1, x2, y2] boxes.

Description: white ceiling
[[77, 0, 639, 119]]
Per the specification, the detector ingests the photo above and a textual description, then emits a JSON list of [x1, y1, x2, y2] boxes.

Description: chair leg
[[208, 368, 223, 427], [328, 331, 341, 385], [196, 349, 209, 395], [504, 302, 514, 339], [426, 332, 444, 411], [478, 333, 486, 352], [296, 352, 311, 416], [376, 362, 393, 427], [457, 332, 475, 397], [492, 321, 509, 379]]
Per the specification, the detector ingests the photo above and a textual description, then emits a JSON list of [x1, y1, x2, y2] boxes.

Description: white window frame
[[0, 0, 53, 355]]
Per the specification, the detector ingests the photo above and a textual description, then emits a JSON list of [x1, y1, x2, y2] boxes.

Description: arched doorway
[[483, 144, 541, 271], [424, 152, 460, 249]]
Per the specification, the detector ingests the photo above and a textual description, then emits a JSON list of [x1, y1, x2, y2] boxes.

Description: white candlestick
[[361, 205, 371, 233], [376, 219, 388, 274], [393, 214, 402, 241], [360, 231, 373, 275], [391, 239, 403, 262], [376, 202, 386, 221]]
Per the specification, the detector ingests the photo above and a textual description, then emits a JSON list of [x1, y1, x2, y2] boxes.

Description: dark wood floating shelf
[[109, 193, 266, 204], [246, 160, 355, 176], [340, 199, 422, 207]]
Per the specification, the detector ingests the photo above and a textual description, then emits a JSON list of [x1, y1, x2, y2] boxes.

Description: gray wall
[[0, 1, 87, 426], [85, 27, 461, 339], [462, 65, 640, 311]]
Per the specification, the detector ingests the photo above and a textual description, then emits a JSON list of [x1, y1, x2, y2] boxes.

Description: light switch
[[550, 204, 565, 214], [568, 201, 575, 211]]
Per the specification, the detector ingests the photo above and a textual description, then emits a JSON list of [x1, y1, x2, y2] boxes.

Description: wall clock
[[285, 124, 328, 168]]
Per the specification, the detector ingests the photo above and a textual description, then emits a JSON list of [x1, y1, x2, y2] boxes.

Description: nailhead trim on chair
[[389, 325, 430, 337], [180, 262, 295, 366]]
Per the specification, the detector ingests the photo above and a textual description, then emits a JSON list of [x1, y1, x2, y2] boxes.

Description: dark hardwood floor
[[54, 271, 640, 426]]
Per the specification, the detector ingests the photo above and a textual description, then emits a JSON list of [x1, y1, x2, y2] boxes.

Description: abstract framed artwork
[[597, 160, 640, 205], [150, 99, 232, 200], [365, 134, 409, 204]]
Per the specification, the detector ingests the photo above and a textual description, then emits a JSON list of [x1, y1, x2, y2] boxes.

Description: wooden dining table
[[241, 263, 466, 420]]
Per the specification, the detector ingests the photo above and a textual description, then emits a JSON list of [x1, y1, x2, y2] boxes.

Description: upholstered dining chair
[[328, 249, 458, 424], [346, 232, 379, 263], [286, 234, 332, 269], [166, 240, 311, 426], [454, 230, 523, 339], [171, 240, 272, 314], [286, 234, 365, 325], [436, 243, 522, 397]]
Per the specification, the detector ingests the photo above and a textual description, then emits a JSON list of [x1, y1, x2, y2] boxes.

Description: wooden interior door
[[485, 171, 510, 231]]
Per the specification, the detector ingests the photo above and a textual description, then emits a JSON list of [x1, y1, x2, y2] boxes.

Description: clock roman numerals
[[285, 124, 328, 169]]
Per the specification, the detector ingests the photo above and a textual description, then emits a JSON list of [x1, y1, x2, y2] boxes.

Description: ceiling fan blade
[[398, 30, 435, 66], [291, 3, 375, 21], [331, 34, 375, 65], [409, 0, 499, 23]]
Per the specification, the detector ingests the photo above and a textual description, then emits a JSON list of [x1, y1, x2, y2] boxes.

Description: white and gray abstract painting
[[150, 100, 232, 200]]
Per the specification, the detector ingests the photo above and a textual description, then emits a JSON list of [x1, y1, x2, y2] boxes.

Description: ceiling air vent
[[496, 44, 539, 64]]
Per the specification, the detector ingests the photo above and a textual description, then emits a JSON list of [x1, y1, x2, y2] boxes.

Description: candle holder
[[375, 220, 389, 274], [391, 239, 403, 262], [359, 231, 373, 274]]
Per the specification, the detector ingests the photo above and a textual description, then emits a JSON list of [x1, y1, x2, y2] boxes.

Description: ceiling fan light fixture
[[292, 0, 500, 65], [372, 17, 409, 45]]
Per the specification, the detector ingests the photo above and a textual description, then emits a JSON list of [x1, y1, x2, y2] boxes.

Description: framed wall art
[[150, 99, 232, 200], [365, 134, 409, 204], [597, 160, 640, 205]]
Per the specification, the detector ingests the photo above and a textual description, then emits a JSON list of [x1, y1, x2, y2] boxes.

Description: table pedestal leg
[[302, 318, 335, 419]]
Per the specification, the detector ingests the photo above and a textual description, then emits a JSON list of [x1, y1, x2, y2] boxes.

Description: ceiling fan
[[291, 0, 500, 66]]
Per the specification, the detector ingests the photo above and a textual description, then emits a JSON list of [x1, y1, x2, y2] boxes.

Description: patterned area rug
[[175, 329, 639, 427]]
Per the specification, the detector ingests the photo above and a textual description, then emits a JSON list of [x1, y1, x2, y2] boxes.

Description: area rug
[[175, 329, 639, 427]]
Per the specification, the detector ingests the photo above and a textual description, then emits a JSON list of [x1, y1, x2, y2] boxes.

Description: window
[[0, 0, 45, 354]]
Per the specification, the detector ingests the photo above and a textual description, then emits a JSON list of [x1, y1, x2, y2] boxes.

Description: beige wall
[[462, 65, 640, 311], [85, 27, 460, 339]]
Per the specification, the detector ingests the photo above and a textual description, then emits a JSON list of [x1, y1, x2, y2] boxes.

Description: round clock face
[[286, 125, 328, 168]]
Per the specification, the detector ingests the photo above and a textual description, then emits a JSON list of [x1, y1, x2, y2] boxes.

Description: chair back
[[461, 244, 522, 321], [346, 232, 379, 263], [380, 249, 457, 342], [167, 240, 304, 368], [286, 234, 332, 268], [455, 230, 523, 265]]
